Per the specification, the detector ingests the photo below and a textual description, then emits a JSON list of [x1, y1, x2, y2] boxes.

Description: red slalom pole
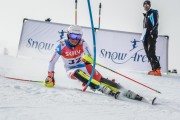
[[82, 55, 161, 94], [98, 2, 102, 29], [75, 0, 78, 25], [97, 63, 161, 94], [0, 75, 43, 83]]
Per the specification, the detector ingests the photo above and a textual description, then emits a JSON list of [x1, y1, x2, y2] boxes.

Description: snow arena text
[[100, 49, 160, 64], [26, 38, 54, 52]]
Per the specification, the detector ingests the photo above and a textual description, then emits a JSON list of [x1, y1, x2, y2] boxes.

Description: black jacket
[[143, 9, 159, 36]]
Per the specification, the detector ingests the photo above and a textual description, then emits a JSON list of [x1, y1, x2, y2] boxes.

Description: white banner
[[18, 20, 70, 59], [18, 19, 168, 72], [95, 29, 168, 73]]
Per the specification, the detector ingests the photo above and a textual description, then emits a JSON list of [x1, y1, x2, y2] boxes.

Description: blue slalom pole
[[83, 0, 97, 91]]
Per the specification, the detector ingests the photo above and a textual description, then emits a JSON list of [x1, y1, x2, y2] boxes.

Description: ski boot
[[125, 90, 143, 101]]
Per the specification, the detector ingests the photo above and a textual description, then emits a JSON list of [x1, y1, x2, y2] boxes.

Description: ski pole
[[82, 55, 161, 94]]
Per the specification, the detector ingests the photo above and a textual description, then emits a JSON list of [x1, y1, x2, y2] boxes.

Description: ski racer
[[45, 25, 155, 104]]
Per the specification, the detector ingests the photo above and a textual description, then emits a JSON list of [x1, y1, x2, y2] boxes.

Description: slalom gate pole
[[96, 63, 161, 94], [83, 0, 97, 91], [98, 2, 102, 29], [75, 0, 78, 25], [1, 75, 43, 83]]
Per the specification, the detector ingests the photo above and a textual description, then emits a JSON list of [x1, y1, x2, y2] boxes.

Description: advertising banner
[[18, 19, 168, 72]]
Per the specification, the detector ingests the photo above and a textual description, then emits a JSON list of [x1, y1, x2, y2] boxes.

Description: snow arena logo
[[58, 30, 67, 40], [99, 39, 160, 64], [25, 30, 66, 53], [26, 38, 54, 53]]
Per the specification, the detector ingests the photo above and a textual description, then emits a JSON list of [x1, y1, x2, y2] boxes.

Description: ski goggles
[[69, 33, 82, 40]]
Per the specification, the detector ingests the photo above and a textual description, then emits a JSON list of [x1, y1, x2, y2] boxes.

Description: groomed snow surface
[[0, 55, 180, 120]]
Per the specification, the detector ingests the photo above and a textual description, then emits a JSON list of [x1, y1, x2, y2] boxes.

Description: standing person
[[142, 0, 161, 76], [44, 25, 155, 104]]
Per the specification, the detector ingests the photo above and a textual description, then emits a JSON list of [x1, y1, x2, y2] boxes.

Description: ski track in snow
[[0, 55, 180, 120]]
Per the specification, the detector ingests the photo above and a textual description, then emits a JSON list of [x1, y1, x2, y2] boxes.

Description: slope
[[0, 55, 180, 120]]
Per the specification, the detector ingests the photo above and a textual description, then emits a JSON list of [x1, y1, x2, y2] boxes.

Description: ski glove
[[45, 72, 55, 87]]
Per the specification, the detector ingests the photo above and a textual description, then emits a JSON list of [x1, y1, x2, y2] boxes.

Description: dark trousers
[[143, 35, 161, 70]]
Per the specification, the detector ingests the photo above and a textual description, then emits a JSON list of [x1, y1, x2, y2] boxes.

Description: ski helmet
[[67, 25, 83, 47], [67, 25, 83, 35]]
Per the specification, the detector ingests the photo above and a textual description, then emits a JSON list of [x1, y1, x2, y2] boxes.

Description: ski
[[141, 97, 157, 105], [105, 90, 157, 105]]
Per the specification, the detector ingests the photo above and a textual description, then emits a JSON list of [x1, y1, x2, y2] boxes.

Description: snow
[[0, 55, 180, 120]]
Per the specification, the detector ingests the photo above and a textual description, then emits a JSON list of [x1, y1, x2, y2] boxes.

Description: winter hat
[[143, 0, 151, 6]]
